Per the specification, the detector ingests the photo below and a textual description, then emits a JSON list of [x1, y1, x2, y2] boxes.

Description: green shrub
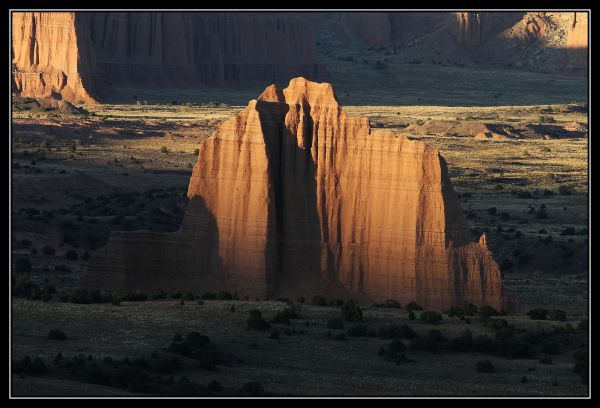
[[65, 250, 78, 260], [577, 318, 588, 331], [405, 301, 423, 312], [446, 301, 478, 318], [378, 339, 407, 362], [12, 355, 48, 375], [207, 379, 223, 392], [420, 310, 442, 324], [539, 356, 553, 365], [48, 329, 67, 340], [42, 245, 55, 255], [541, 341, 561, 355], [215, 291, 233, 300], [340, 300, 363, 322], [123, 291, 148, 302], [150, 288, 168, 300], [183, 291, 195, 301], [527, 308, 549, 320], [558, 185, 572, 195], [378, 324, 417, 340], [311, 294, 328, 306], [374, 299, 401, 308], [346, 324, 369, 337], [168, 332, 220, 371], [333, 332, 346, 341], [326, 318, 345, 330], [238, 381, 264, 396], [14, 257, 32, 273], [479, 305, 499, 322], [476, 360, 495, 373], [408, 311, 416, 321], [548, 309, 567, 322], [247, 310, 270, 331], [272, 307, 300, 325]]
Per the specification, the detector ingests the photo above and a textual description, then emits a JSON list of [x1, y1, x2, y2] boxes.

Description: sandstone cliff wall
[[11, 12, 97, 103], [84, 78, 503, 309], [12, 12, 327, 102]]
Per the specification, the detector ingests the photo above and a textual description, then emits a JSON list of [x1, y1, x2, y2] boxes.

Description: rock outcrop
[[84, 78, 503, 309], [11, 12, 97, 103], [12, 12, 327, 102]]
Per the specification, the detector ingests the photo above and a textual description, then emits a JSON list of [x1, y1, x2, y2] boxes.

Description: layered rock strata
[[12, 12, 327, 102], [84, 78, 503, 309], [11, 12, 97, 103]]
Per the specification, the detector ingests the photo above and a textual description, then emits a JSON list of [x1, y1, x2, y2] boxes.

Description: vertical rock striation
[[11, 12, 97, 103], [84, 78, 503, 309], [11, 12, 327, 102]]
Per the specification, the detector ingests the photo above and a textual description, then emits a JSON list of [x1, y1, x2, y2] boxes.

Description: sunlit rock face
[[84, 78, 503, 309]]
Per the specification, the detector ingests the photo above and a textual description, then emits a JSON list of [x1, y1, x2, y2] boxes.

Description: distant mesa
[[83, 77, 503, 309]]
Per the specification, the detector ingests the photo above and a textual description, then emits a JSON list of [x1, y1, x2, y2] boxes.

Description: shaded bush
[[65, 250, 78, 260], [378, 339, 408, 362], [539, 356, 553, 365], [238, 381, 264, 396], [48, 329, 67, 340], [311, 294, 328, 306], [123, 291, 148, 302], [247, 310, 270, 331], [12, 355, 48, 375], [270, 330, 279, 339], [412, 329, 446, 352], [420, 310, 442, 324], [150, 288, 168, 300], [340, 300, 363, 322], [476, 360, 495, 373], [527, 308, 549, 320], [207, 379, 224, 392], [405, 301, 423, 312], [42, 245, 55, 255], [167, 332, 220, 371], [446, 301, 478, 318], [479, 305, 499, 322], [378, 324, 417, 340], [346, 324, 373, 337], [577, 318, 588, 331], [14, 257, 32, 273], [216, 291, 235, 300], [548, 309, 567, 322], [541, 341, 561, 355], [374, 299, 401, 308], [272, 307, 300, 325], [326, 318, 345, 330]]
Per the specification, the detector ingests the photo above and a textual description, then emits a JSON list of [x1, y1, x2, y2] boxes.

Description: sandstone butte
[[83, 77, 504, 310]]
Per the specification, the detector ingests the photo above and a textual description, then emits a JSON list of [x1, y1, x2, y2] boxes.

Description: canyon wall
[[12, 12, 327, 102], [11, 12, 97, 103], [84, 78, 503, 309]]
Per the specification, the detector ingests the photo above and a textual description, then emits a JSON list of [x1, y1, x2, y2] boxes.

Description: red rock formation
[[12, 12, 327, 102], [11, 12, 97, 103], [84, 78, 503, 309]]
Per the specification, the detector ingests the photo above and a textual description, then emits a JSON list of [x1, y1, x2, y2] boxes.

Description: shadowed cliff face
[[84, 78, 503, 309], [11, 12, 328, 102]]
